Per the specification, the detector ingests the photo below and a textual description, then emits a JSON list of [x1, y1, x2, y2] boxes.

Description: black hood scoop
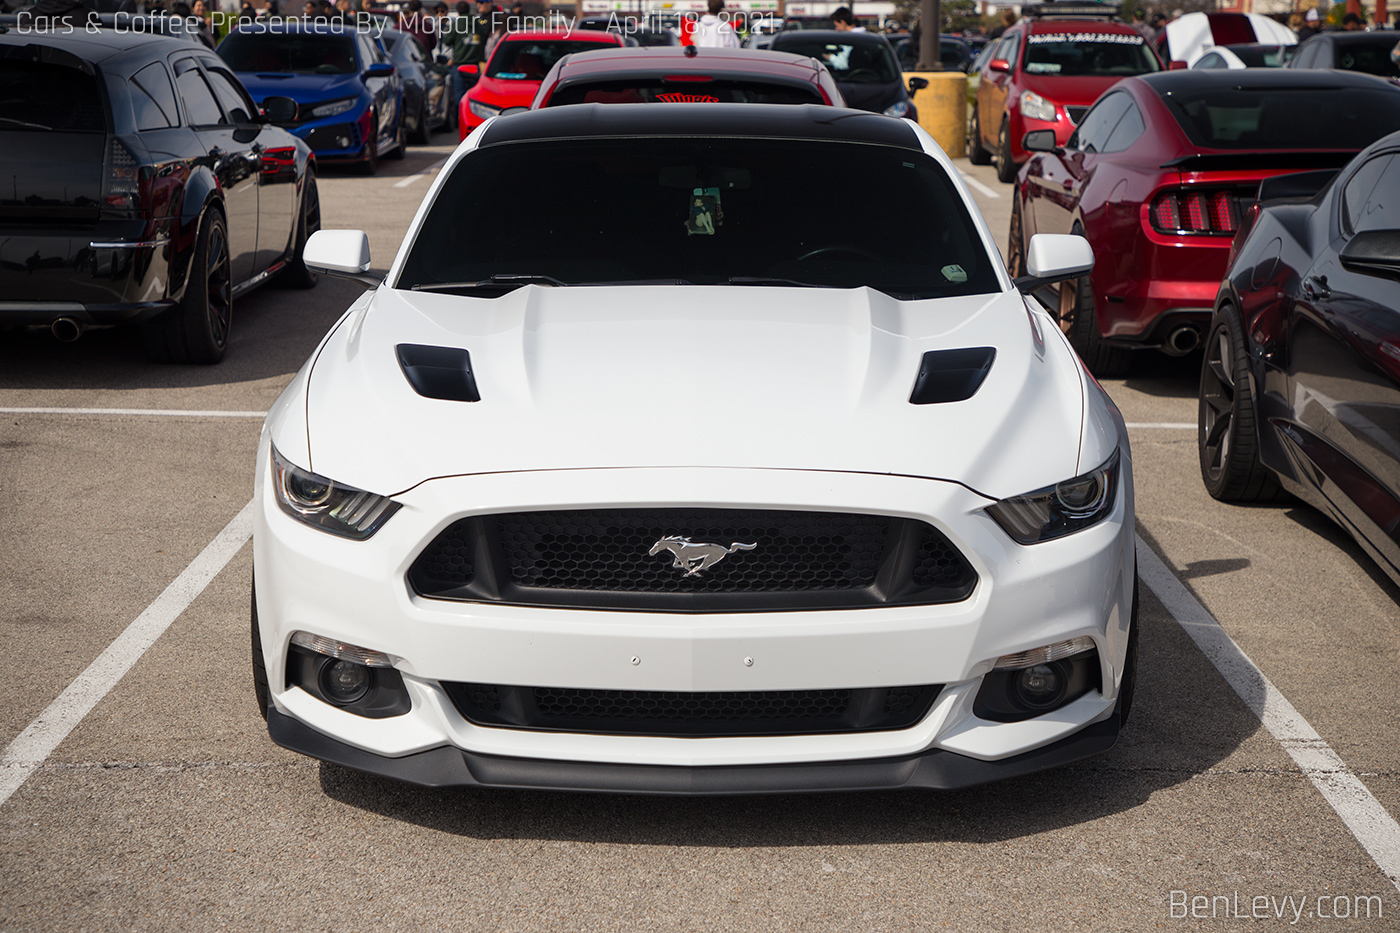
[[909, 348, 995, 405], [396, 344, 480, 402]]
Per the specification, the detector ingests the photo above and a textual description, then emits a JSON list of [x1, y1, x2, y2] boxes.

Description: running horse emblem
[[648, 536, 757, 577]]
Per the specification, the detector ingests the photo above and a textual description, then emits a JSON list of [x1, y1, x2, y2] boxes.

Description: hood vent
[[909, 347, 995, 405], [396, 344, 480, 402]]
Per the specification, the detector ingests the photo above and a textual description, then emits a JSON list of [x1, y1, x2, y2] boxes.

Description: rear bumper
[[268, 705, 1120, 794], [0, 227, 176, 322]]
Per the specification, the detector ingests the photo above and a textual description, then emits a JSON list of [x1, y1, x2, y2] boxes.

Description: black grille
[[443, 682, 944, 737], [1066, 106, 1089, 125], [409, 508, 977, 612]]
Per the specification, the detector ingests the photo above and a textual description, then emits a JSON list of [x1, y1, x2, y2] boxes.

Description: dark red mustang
[[1010, 69, 1400, 376]]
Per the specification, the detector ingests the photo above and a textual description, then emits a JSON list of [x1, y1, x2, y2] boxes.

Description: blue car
[[219, 21, 405, 174]]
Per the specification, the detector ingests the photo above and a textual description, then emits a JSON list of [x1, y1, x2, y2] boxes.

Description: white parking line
[[392, 156, 449, 189], [0, 408, 266, 418], [0, 500, 255, 808], [1137, 539, 1400, 894], [958, 170, 1002, 199]]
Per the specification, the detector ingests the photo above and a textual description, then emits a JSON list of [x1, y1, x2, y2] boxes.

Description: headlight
[[1019, 91, 1057, 123], [883, 99, 911, 118], [468, 98, 501, 120], [985, 450, 1119, 544], [306, 97, 358, 120], [271, 446, 400, 540]]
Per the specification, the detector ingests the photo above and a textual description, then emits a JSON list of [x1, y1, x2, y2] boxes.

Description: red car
[[969, 3, 1162, 183], [457, 30, 624, 139], [531, 46, 845, 108], [1010, 69, 1400, 376]]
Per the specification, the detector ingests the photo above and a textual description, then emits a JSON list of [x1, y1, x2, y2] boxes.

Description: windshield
[[1024, 32, 1159, 77], [546, 79, 824, 106], [772, 39, 899, 83], [219, 32, 358, 74], [1332, 38, 1400, 77], [487, 40, 618, 79], [1162, 85, 1400, 149], [397, 137, 999, 299]]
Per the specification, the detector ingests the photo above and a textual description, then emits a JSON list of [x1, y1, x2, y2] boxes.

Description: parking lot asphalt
[[1, 140, 1397, 931]]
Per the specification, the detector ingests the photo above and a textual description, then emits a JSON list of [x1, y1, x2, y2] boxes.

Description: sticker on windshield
[[1028, 32, 1144, 44], [686, 187, 723, 236], [495, 72, 527, 79], [941, 264, 968, 283], [1026, 63, 1062, 73], [658, 92, 721, 103]]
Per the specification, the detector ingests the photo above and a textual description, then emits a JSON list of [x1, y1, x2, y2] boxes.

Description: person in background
[[1129, 8, 1155, 41], [831, 5, 864, 31], [986, 8, 1015, 40], [693, 0, 740, 46], [484, 9, 508, 58], [1297, 8, 1322, 40], [1343, 11, 1365, 29]]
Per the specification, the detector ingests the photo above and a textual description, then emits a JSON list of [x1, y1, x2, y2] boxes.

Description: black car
[[1199, 128, 1400, 586], [769, 29, 926, 120], [382, 26, 449, 142], [0, 29, 317, 363], [1286, 31, 1400, 78], [888, 33, 975, 72]]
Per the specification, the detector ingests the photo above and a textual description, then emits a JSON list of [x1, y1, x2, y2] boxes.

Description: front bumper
[[253, 455, 1135, 790]]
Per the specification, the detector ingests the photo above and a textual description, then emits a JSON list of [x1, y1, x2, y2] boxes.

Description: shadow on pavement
[[1119, 351, 1200, 400], [317, 565, 1263, 845]]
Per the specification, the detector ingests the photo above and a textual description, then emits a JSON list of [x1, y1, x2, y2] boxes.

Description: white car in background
[[251, 104, 1137, 794]]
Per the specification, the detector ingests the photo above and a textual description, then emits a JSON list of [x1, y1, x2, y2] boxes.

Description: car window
[[1344, 154, 1396, 234], [771, 39, 900, 83], [1336, 40, 1400, 77], [129, 61, 179, 130], [1291, 40, 1320, 68], [486, 40, 617, 79], [1195, 52, 1225, 69], [173, 56, 223, 126], [1161, 85, 1400, 150], [218, 31, 359, 75], [398, 138, 1000, 299], [1102, 98, 1145, 153], [203, 65, 256, 124], [546, 78, 825, 107], [0, 59, 105, 132], [1025, 31, 1159, 76], [1073, 91, 1132, 153]]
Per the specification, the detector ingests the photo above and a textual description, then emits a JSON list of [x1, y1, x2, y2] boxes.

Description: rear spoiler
[[1256, 169, 1341, 205], [1161, 151, 1357, 173]]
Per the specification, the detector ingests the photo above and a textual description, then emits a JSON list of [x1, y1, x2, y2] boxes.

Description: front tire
[[1199, 304, 1283, 501], [1007, 192, 1026, 279], [274, 170, 320, 290], [386, 111, 407, 160], [409, 98, 430, 144], [357, 116, 379, 175], [1063, 225, 1131, 377], [969, 106, 993, 165], [996, 117, 1017, 184], [141, 209, 232, 364]]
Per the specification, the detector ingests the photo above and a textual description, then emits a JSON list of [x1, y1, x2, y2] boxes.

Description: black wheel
[[1062, 226, 1131, 377], [996, 117, 1017, 184], [386, 112, 407, 160], [1006, 192, 1026, 279], [1199, 305, 1284, 501], [274, 170, 320, 290], [357, 116, 379, 175], [409, 98, 430, 144], [251, 575, 270, 721], [1117, 574, 1139, 728], [141, 209, 232, 364], [968, 106, 993, 165]]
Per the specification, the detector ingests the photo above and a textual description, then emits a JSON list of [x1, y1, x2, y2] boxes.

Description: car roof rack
[[1022, 2, 1123, 19]]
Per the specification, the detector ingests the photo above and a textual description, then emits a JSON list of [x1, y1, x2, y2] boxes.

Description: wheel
[[409, 98, 430, 144], [996, 117, 1017, 184], [1117, 574, 1139, 727], [386, 111, 407, 160], [1061, 225, 1131, 377], [1006, 192, 1026, 279], [968, 106, 993, 165], [251, 575, 269, 721], [1198, 304, 1284, 501], [274, 170, 320, 290], [141, 209, 232, 364], [357, 116, 379, 175]]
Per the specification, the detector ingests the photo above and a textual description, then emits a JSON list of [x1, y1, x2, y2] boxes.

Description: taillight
[[1149, 187, 1239, 236], [102, 137, 143, 216]]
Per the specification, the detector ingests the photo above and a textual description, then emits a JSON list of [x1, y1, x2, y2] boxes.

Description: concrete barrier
[[906, 71, 967, 159]]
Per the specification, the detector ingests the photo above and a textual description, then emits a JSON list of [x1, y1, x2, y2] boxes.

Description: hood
[[235, 70, 365, 103], [1017, 72, 1124, 108], [300, 285, 1087, 500], [472, 76, 543, 108]]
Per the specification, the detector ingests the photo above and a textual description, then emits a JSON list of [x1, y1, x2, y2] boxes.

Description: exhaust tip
[[1163, 325, 1200, 357], [51, 317, 84, 343]]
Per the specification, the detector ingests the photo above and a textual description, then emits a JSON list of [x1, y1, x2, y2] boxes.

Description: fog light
[[320, 658, 371, 704], [1014, 663, 1066, 708], [337, 136, 350, 147]]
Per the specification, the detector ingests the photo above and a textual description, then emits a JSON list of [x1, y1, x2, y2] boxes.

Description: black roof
[[770, 29, 894, 47], [1138, 67, 1397, 94], [1311, 30, 1400, 45], [0, 26, 197, 64], [476, 103, 923, 150]]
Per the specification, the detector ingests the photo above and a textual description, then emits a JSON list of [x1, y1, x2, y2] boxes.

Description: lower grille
[[409, 508, 977, 612], [443, 682, 944, 737], [303, 122, 359, 152]]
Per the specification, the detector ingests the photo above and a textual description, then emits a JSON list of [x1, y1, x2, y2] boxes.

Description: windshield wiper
[[0, 117, 53, 131], [722, 276, 825, 288], [412, 273, 569, 293]]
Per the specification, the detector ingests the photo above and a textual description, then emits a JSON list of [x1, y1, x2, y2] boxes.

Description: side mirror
[[260, 95, 298, 124], [457, 62, 481, 88], [1022, 128, 1062, 154], [304, 229, 380, 289], [364, 62, 396, 79], [1169, 60, 1188, 70], [907, 75, 929, 92], [1014, 233, 1094, 292], [989, 58, 1010, 73], [1339, 229, 1400, 279], [499, 106, 529, 116]]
